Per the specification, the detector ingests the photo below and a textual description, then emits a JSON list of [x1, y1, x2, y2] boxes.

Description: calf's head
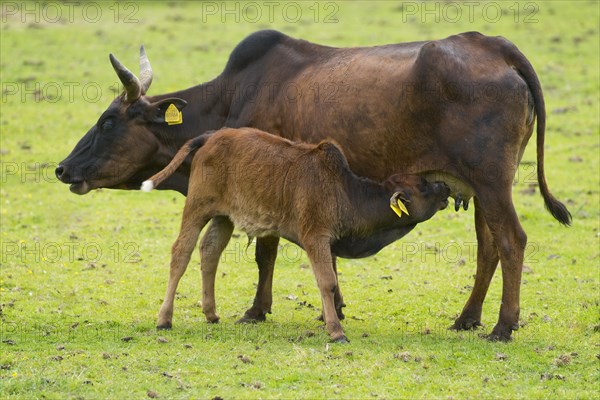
[[56, 47, 187, 194], [385, 175, 450, 222]]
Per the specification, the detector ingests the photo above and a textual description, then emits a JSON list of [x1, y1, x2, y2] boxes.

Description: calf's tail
[[141, 131, 215, 192]]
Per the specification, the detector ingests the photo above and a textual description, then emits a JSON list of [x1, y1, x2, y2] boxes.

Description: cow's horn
[[109, 53, 141, 102], [139, 45, 153, 94]]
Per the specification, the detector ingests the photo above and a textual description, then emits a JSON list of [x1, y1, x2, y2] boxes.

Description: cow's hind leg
[[451, 197, 499, 330], [471, 187, 526, 341], [237, 235, 280, 323], [157, 209, 210, 329], [200, 216, 234, 323]]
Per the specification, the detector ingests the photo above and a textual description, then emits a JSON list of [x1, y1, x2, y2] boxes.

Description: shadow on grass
[[1, 318, 544, 348]]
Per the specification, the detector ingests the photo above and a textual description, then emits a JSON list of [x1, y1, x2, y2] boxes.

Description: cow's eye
[[101, 118, 114, 131]]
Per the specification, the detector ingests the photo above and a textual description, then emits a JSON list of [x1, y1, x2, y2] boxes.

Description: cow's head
[[56, 47, 187, 194]]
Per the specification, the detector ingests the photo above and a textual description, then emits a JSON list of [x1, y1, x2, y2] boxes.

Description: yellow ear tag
[[390, 199, 409, 218], [165, 103, 183, 125]]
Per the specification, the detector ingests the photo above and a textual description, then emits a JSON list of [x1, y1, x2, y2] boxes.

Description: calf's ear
[[397, 191, 411, 204], [384, 174, 406, 192], [390, 191, 411, 218], [145, 98, 188, 123]]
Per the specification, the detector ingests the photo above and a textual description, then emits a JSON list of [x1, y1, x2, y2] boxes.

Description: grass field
[[1, 1, 599, 398]]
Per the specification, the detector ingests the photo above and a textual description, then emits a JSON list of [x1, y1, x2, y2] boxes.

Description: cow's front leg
[[451, 197, 499, 331], [200, 216, 234, 323], [237, 235, 279, 323]]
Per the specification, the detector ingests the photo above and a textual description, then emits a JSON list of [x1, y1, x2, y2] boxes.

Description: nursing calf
[[143, 127, 449, 341]]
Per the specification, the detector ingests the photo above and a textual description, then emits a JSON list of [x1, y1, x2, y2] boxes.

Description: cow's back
[[223, 31, 534, 183]]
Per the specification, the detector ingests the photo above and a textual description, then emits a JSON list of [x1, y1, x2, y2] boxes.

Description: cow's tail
[[141, 131, 215, 192], [501, 38, 572, 226]]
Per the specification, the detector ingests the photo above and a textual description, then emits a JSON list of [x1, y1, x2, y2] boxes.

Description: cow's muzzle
[[55, 165, 65, 180], [55, 165, 92, 195]]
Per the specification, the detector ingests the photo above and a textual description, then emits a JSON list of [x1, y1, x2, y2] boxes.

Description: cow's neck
[[146, 78, 229, 193], [150, 78, 228, 145]]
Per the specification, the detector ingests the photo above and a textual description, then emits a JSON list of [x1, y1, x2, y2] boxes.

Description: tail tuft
[[544, 196, 572, 226], [141, 180, 154, 192]]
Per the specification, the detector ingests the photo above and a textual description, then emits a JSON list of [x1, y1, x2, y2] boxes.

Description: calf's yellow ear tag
[[391, 199, 409, 218], [165, 103, 183, 125]]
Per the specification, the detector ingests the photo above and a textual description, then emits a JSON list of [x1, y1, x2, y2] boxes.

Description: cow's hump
[[224, 30, 287, 74]]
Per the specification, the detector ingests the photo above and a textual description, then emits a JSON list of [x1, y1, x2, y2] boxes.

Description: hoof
[[485, 327, 514, 342], [236, 313, 266, 324], [332, 335, 349, 344], [485, 332, 512, 342], [156, 323, 172, 330], [450, 318, 482, 331], [237, 308, 267, 324]]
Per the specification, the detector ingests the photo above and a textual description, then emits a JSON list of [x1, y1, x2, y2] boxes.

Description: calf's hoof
[[450, 317, 482, 331]]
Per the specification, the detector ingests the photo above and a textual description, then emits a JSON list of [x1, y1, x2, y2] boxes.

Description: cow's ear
[[145, 98, 187, 124]]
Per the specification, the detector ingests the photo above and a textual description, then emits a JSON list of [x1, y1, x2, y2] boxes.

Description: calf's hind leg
[[199, 216, 234, 323], [157, 207, 210, 329]]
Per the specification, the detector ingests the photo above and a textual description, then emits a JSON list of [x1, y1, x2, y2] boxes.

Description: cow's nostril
[[55, 165, 64, 180]]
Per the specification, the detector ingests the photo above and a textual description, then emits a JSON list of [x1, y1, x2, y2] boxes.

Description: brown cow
[[57, 30, 571, 340], [142, 127, 450, 341]]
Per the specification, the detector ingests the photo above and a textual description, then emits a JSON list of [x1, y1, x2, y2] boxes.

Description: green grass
[[1, 1, 599, 398]]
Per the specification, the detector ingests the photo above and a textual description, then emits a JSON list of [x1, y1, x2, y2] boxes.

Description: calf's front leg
[[317, 255, 346, 321], [157, 211, 210, 329], [303, 235, 347, 342]]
